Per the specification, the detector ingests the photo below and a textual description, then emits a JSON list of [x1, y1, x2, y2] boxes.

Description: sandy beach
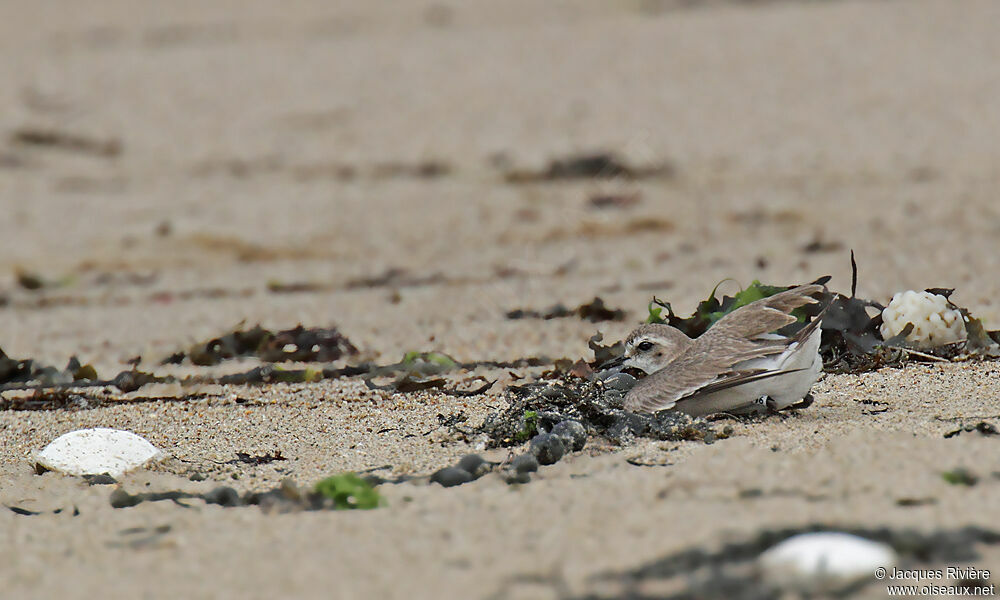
[[2, 0, 1000, 597]]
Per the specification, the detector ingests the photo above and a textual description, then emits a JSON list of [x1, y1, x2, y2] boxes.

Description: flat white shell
[[759, 532, 897, 593], [35, 428, 163, 478]]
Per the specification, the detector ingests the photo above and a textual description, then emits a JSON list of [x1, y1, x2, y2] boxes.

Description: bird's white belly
[[674, 327, 823, 417]]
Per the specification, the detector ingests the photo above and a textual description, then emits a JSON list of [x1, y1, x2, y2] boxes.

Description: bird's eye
[[637, 341, 654, 352]]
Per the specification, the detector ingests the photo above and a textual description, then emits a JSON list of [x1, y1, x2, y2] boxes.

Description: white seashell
[[759, 532, 897, 593], [35, 428, 164, 478], [880, 290, 966, 348]]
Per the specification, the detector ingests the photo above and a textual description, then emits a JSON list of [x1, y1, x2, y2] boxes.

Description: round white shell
[[35, 428, 164, 478], [880, 290, 966, 348], [759, 532, 897, 593]]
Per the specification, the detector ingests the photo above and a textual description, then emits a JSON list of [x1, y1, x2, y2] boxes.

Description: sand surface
[[2, 0, 1000, 598]]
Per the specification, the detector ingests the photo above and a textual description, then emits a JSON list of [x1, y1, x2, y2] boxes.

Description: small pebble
[[430, 466, 473, 488], [203, 486, 242, 507], [601, 372, 638, 392], [253, 489, 297, 513], [83, 474, 118, 486], [551, 420, 587, 451], [189, 472, 208, 482], [457, 454, 489, 478], [511, 453, 539, 474], [109, 489, 141, 509], [504, 472, 531, 485], [529, 433, 565, 465]]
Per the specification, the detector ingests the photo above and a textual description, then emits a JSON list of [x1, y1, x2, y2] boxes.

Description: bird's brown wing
[[624, 284, 824, 413], [708, 283, 824, 342]]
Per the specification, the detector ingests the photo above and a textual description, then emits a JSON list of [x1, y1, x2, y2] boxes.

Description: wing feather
[[624, 284, 825, 413]]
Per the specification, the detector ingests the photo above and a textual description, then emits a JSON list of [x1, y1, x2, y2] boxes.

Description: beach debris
[[480, 376, 715, 447], [109, 524, 174, 550], [646, 278, 827, 339], [821, 284, 998, 371], [543, 216, 676, 241], [111, 488, 219, 509], [314, 473, 384, 509], [2, 345, 527, 407], [942, 467, 979, 486], [427, 425, 587, 489], [345, 267, 445, 290], [503, 151, 674, 183], [363, 351, 496, 396], [881, 290, 967, 348], [111, 369, 167, 393], [496, 423, 584, 484], [588, 191, 641, 210], [35, 428, 163, 478], [511, 454, 539, 474], [91, 270, 160, 287], [430, 454, 495, 488], [959, 307, 1000, 357], [456, 454, 490, 478], [587, 333, 624, 368], [2, 284, 255, 311], [266, 280, 329, 294], [258, 326, 358, 362], [895, 496, 936, 507], [6, 505, 79, 517], [11, 126, 122, 157], [0, 349, 98, 388], [363, 354, 453, 392], [944, 421, 999, 438], [514, 410, 539, 442], [371, 159, 450, 179], [598, 371, 637, 394], [197, 155, 450, 182], [430, 466, 474, 488], [639, 256, 1000, 374], [800, 232, 844, 254], [0, 348, 39, 384], [111, 474, 384, 512], [759, 532, 897, 594], [163, 323, 358, 366], [825, 254, 998, 363], [216, 365, 324, 385], [529, 433, 565, 465], [816, 290, 889, 371], [15, 269, 46, 290], [506, 297, 626, 322], [359, 352, 457, 393], [230, 450, 287, 466], [550, 419, 587, 451], [397, 351, 457, 372], [83, 474, 118, 485], [0, 390, 95, 411]]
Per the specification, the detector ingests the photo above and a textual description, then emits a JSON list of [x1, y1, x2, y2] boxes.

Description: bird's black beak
[[596, 354, 626, 372]]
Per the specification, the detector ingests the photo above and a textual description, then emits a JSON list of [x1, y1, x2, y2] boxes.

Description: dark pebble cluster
[[430, 418, 588, 488], [502, 418, 586, 484], [429, 453, 494, 488], [480, 377, 716, 448]]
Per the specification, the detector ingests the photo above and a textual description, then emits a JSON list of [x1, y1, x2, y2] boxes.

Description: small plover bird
[[613, 284, 825, 416]]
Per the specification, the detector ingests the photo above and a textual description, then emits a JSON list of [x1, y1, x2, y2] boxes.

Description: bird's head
[[621, 324, 693, 374]]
